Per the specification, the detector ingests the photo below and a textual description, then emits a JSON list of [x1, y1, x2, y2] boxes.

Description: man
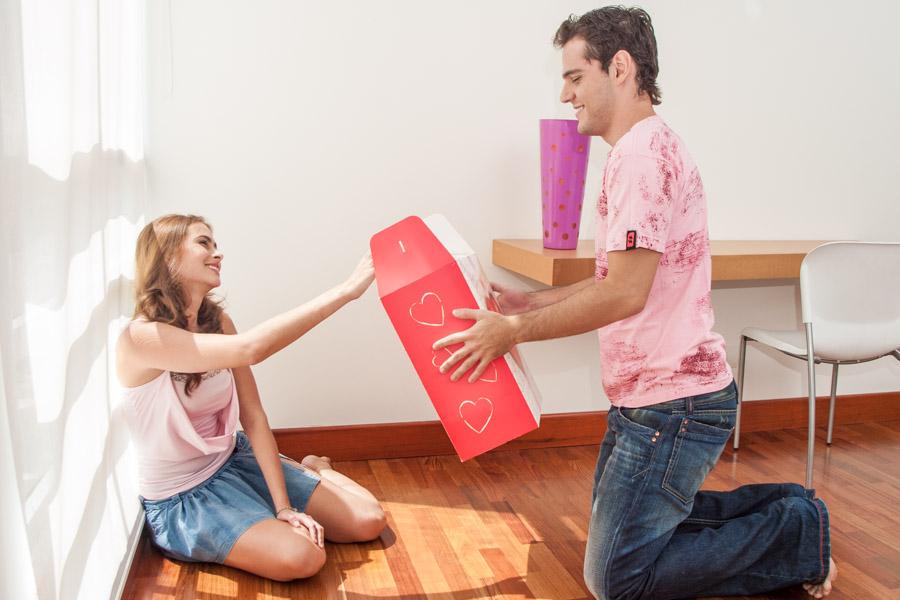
[[434, 7, 836, 599]]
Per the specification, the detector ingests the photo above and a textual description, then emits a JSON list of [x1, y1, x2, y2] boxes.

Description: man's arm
[[434, 248, 660, 382], [516, 248, 658, 341], [493, 276, 595, 314]]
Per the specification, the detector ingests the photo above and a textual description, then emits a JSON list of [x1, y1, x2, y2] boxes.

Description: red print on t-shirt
[[677, 344, 727, 381]]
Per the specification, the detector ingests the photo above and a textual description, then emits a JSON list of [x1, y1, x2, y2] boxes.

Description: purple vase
[[540, 119, 591, 249]]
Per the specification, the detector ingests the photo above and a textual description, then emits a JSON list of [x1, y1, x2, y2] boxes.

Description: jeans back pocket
[[662, 411, 735, 504]]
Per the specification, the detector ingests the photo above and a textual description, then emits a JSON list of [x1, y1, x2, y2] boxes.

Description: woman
[[117, 214, 385, 581]]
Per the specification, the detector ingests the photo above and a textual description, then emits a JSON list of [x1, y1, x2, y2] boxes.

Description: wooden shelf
[[492, 239, 831, 286]]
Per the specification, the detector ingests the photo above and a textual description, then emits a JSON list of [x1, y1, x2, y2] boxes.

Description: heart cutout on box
[[431, 348, 453, 368], [458, 397, 494, 434], [479, 361, 498, 383], [409, 292, 444, 327], [431, 349, 498, 383]]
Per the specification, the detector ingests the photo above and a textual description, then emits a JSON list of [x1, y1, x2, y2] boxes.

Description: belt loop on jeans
[[686, 396, 694, 415]]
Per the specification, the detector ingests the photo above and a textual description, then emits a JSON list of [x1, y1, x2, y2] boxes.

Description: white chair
[[733, 242, 900, 488]]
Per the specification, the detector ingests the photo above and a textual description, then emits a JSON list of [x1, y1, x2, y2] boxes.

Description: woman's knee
[[269, 542, 326, 581], [352, 503, 386, 541]]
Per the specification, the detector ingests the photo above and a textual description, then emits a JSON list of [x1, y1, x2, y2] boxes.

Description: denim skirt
[[141, 431, 321, 563]]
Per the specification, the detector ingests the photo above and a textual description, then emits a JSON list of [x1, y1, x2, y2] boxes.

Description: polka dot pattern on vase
[[540, 119, 591, 249]]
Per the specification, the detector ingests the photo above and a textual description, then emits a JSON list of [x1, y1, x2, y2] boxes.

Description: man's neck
[[602, 102, 656, 147]]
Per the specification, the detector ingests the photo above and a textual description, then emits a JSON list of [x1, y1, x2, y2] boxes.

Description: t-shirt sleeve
[[604, 152, 677, 254]]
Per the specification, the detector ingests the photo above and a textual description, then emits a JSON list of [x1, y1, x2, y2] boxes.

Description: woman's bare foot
[[301, 455, 333, 474], [802, 557, 837, 598]]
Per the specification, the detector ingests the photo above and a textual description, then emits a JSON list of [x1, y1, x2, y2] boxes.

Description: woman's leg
[[224, 518, 326, 581], [288, 456, 386, 543], [301, 455, 379, 502]]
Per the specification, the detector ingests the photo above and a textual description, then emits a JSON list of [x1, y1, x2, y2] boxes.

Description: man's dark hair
[[554, 6, 662, 105]]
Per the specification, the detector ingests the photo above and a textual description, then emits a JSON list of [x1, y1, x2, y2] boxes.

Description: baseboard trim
[[113, 509, 145, 600], [273, 391, 900, 462]]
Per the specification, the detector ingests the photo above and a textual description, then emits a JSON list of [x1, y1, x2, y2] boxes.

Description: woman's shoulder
[[118, 316, 154, 346], [117, 316, 165, 387]]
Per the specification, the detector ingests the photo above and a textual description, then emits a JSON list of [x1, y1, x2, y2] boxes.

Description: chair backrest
[[800, 241, 900, 360]]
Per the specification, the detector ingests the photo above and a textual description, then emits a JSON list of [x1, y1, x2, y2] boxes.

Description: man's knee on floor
[[584, 563, 651, 600], [584, 560, 613, 600]]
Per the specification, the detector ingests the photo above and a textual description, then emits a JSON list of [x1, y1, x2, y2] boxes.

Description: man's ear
[[610, 49, 633, 84]]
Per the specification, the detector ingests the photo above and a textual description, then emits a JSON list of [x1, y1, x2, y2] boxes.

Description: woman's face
[[174, 222, 223, 290]]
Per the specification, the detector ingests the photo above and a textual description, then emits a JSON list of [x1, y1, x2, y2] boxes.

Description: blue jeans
[[584, 381, 830, 599]]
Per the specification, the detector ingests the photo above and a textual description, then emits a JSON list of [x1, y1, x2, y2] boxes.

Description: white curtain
[[1, 1, 147, 598]]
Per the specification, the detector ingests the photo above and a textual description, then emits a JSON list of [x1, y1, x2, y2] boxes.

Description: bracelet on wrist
[[276, 506, 298, 516]]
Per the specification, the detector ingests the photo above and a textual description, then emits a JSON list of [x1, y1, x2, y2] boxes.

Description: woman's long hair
[[133, 214, 224, 395]]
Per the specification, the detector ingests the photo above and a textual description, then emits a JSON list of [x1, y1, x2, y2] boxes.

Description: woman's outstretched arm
[[118, 254, 374, 380]]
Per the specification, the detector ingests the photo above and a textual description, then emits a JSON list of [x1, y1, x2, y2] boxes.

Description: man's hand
[[491, 282, 532, 315], [433, 309, 520, 382]]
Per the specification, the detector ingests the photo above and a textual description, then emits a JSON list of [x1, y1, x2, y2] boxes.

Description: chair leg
[[827, 363, 839, 445], [733, 335, 748, 450], [804, 323, 817, 489]]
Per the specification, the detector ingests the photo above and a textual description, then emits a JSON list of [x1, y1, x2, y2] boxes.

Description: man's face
[[559, 37, 613, 137]]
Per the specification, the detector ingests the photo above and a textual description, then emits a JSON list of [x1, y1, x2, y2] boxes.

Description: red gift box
[[371, 215, 542, 461]]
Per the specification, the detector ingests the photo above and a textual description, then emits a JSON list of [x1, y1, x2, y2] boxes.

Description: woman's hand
[[343, 252, 375, 300], [277, 508, 325, 547]]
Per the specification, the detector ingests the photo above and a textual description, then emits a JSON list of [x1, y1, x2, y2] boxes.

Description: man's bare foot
[[301, 455, 333, 474], [802, 557, 837, 598]]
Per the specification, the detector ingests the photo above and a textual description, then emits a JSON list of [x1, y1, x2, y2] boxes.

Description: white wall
[[145, 0, 900, 428]]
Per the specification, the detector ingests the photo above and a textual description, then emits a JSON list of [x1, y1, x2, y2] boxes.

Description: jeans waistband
[[637, 380, 737, 416]]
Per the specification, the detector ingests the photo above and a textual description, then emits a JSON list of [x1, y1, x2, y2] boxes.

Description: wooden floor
[[123, 421, 900, 599]]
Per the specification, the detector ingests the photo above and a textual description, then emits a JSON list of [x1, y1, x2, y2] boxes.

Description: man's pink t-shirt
[[595, 115, 732, 408]]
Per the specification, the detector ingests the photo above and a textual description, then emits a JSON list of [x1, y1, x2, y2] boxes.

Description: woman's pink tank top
[[122, 369, 239, 500]]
